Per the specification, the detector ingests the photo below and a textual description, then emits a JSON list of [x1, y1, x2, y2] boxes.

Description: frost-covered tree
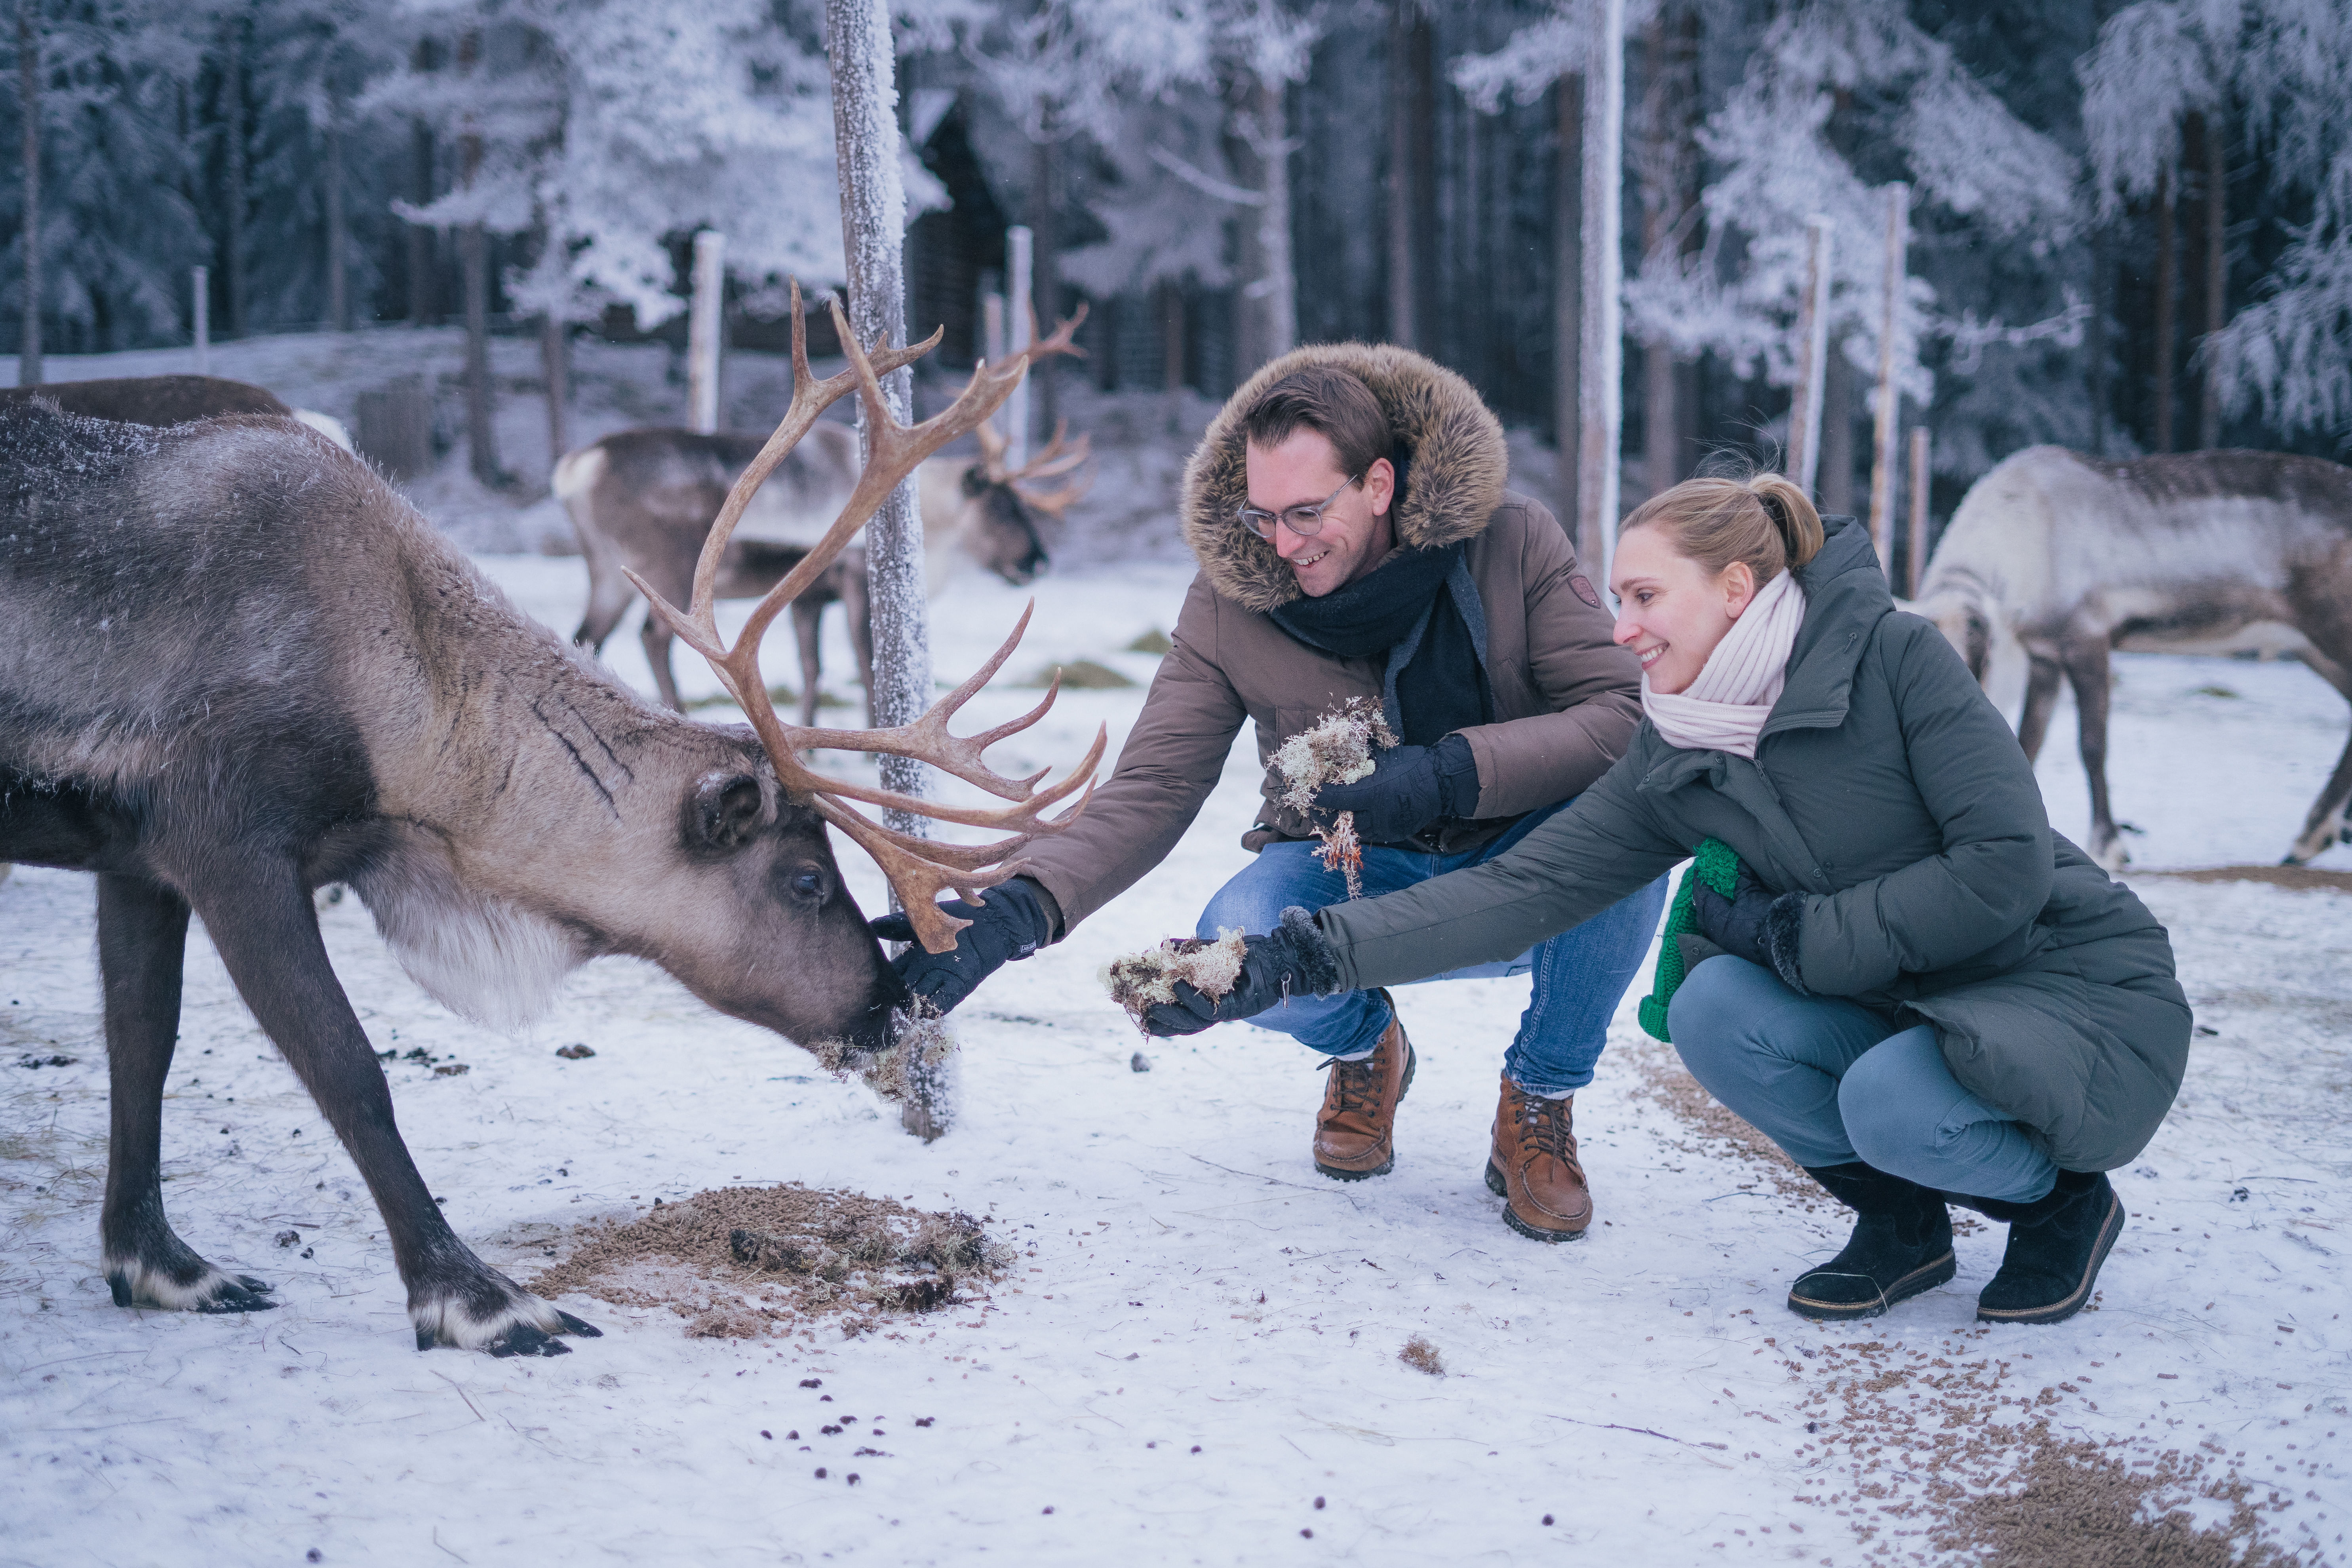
[[2085, 0, 2352, 441], [1460, 0, 2085, 481], [2, 0, 206, 360]]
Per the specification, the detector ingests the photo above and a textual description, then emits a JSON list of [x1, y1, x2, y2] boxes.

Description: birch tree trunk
[[1868, 183, 1908, 571], [407, 40, 436, 328], [824, 0, 931, 837], [541, 312, 569, 469], [1820, 342, 1854, 516], [1248, 74, 1295, 367], [1785, 218, 1832, 496], [17, 8, 39, 386]]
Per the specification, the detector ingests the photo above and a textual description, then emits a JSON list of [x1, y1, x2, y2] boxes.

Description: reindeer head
[[626, 282, 1103, 972], [959, 420, 1092, 586]]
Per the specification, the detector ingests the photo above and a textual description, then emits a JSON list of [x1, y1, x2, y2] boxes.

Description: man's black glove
[[1309, 732, 1479, 844], [1140, 907, 1345, 1037], [1689, 867, 1809, 993], [868, 877, 1056, 1017]]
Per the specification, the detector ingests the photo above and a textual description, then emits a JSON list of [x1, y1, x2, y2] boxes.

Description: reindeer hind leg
[[97, 874, 276, 1314], [2061, 636, 2127, 869], [2284, 643, 2352, 864]]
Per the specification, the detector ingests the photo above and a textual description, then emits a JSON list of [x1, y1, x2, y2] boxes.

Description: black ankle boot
[[1788, 1163, 1956, 1321], [1954, 1169, 2123, 1325]]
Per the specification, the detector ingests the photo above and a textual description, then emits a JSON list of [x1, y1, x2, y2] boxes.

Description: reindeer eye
[[784, 866, 830, 903]]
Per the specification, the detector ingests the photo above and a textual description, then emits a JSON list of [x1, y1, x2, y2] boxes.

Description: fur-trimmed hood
[[1180, 343, 1509, 613]]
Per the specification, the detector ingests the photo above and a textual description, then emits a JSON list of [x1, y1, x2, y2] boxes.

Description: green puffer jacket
[[1317, 515, 2191, 1172]]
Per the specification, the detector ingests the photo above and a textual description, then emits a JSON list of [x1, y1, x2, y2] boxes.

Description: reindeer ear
[[689, 772, 766, 851], [961, 461, 992, 498]]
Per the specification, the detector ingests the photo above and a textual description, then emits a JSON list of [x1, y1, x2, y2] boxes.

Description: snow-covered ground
[[4, 553, 2349, 1565]]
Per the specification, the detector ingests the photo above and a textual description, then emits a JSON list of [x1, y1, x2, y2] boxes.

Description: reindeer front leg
[[98, 874, 276, 1314], [181, 859, 598, 1356], [2014, 653, 2064, 762]]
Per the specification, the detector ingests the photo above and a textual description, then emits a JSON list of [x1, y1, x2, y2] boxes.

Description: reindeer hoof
[[106, 1256, 276, 1313], [410, 1282, 600, 1355], [194, 1275, 279, 1314]]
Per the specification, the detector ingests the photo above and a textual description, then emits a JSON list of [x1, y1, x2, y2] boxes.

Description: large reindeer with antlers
[[0, 286, 1099, 1356], [1912, 444, 2352, 868], [556, 392, 1090, 719]]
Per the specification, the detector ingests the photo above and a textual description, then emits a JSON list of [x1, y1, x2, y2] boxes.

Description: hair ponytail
[[1618, 466, 1826, 583]]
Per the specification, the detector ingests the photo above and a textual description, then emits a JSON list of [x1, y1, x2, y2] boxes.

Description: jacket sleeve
[[1006, 575, 1248, 936], [1317, 748, 1684, 991], [1790, 617, 2055, 996], [1454, 499, 1643, 819]]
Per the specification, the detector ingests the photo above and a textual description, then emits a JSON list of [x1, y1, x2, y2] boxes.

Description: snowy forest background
[[6, 0, 2352, 559]]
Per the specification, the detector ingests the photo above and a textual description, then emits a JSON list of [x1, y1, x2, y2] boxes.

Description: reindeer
[[555, 407, 1088, 718], [1911, 445, 2352, 868], [0, 292, 1102, 1357]]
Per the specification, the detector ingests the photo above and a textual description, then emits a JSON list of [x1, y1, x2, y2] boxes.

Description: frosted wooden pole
[[1578, 0, 1625, 580], [1868, 182, 1908, 574], [687, 230, 725, 434], [192, 266, 210, 374], [1786, 217, 1833, 495], [1907, 426, 1931, 598], [824, 0, 930, 832], [1005, 225, 1033, 468]]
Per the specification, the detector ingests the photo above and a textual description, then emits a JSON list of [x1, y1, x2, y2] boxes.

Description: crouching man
[[877, 347, 1666, 1242]]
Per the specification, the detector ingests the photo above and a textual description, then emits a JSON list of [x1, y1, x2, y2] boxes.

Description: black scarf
[[1269, 541, 1491, 748]]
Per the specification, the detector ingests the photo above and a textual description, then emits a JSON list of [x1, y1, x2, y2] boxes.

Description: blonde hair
[[1619, 470, 1825, 583]]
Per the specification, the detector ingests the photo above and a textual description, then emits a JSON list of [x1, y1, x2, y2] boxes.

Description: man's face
[[1243, 428, 1397, 599]]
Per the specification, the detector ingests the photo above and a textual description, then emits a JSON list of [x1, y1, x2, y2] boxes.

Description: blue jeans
[[1195, 801, 1669, 1096], [1667, 956, 2057, 1203]]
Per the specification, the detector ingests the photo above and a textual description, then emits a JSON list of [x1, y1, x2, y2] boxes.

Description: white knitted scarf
[[1640, 567, 1806, 759]]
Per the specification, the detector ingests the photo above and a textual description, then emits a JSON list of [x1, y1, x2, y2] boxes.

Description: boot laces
[[1516, 1093, 1582, 1176], [1324, 1051, 1382, 1117]]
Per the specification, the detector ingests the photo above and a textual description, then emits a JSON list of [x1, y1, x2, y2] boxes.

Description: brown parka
[[1010, 343, 1641, 934]]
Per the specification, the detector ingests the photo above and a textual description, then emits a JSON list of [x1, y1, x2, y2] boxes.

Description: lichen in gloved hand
[[1133, 908, 1343, 1037]]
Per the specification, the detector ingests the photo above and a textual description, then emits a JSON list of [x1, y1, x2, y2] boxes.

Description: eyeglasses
[[1235, 474, 1362, 541]]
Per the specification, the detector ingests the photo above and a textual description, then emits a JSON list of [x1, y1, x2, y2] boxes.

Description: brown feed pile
[[532, 1183, 1014, 1341]]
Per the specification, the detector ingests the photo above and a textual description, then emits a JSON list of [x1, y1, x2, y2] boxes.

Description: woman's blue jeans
[[1195, 801, 1669, 1096], [1667, 955, 2057, 1203]]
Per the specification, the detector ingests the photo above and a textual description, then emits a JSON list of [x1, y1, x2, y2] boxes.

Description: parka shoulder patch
[[1570, 573, 1602, 609]]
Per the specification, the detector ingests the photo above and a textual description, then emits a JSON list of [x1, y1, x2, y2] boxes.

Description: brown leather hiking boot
[[1312, 999, 1415, 1180], [1484, 1075, 1593, 1242]]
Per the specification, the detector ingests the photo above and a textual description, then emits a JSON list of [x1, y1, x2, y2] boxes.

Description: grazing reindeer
[[0, 372, 354, 450], [555, 407, 1088, 719], [1911, 445, 2352, 868], [0, 293, 1100, 1356]]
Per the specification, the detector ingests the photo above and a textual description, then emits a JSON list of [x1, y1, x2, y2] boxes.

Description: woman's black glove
[[1140, 907, 1345, 1037], [1689, 867, 1810, 993], [1309, 732, 1479, 844], [868, 877, 1056, 1016]]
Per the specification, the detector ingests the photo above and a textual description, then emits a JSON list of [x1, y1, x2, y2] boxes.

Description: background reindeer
[[0, 372, 355, 451], [0, 299, 1098, 1357], [555, 411, 1088, 717], [1912, 445, 2352, 868]]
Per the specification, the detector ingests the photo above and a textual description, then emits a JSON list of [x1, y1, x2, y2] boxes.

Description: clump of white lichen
[[1103, 926, 1248, 1026], [1272, 698, 1397, 815], [809, 1005, 959, 1142], [1271, 698, 1396, 898]]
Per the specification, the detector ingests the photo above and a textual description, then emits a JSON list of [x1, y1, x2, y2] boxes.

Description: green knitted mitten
[[1636, 837, 1743, 1044]]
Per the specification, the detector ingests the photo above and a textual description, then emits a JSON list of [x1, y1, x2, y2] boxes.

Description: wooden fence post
[[1787, 217, 1833, 495], [1869, 182, 1909, 574], [1907, 425, 1931, 597]]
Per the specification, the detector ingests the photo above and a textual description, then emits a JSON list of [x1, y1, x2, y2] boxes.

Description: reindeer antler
[[627, 281, 1100, 954]]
